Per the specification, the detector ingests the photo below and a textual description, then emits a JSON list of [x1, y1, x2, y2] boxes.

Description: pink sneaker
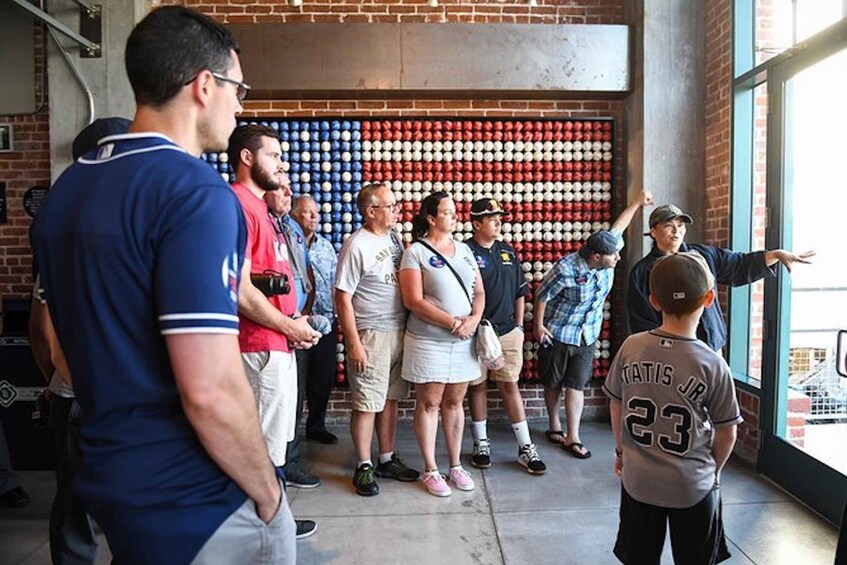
[[447, 466, 475, 491], [421, 470, 451, 497]]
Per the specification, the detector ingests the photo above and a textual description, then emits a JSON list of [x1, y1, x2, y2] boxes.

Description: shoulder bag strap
[[416, 239, 473, 308]]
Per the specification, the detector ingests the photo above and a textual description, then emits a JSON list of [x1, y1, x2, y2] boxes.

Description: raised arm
[[611, 189, 654, 232]]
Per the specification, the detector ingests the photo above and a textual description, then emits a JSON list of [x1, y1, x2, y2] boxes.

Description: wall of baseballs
[[204, 117, 615, 385]]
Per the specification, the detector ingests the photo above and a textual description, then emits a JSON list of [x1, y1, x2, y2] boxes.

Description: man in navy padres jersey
[[465, 198, 546, 475], [605, 251, 742, 564], [32, 7, 294, 564], [535, 189, 653, 460]]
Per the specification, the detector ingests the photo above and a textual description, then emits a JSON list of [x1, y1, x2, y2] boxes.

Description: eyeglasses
[[370, 203, 399, 211], [185, 71, 251, 103], [210, 72, 251, 102]]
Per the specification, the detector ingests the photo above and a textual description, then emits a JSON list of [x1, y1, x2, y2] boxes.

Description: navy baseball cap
[[583, 230, 623, 256], [470, 198, 509, 218], [72, 117, 132, 160]]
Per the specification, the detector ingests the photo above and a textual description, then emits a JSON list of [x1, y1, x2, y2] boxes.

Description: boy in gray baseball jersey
[[604, 252, 742, 565]]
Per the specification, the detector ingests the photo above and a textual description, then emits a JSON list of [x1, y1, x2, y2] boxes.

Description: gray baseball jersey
[[603, 330, 743, 508]]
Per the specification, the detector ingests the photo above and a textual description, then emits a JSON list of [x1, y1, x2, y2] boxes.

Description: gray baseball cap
[[649, 204, 693, 228], [650, 251, 715, 306]]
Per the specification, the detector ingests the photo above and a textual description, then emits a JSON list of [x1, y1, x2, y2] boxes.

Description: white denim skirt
[[401, 330, 481, 384]]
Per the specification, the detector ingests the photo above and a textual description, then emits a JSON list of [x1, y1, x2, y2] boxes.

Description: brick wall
[[170, 0, 625, 25], [0, 23, 47, 299]]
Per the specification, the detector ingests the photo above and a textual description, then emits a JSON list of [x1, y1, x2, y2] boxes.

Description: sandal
[[562, 442, 592, 459], [545, 430, 567, 445]]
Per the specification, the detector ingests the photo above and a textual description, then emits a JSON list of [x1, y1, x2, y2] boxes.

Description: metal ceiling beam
[[10, 0, 100, 56]]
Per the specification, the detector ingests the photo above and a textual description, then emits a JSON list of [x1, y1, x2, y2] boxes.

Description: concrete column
[[624, 0, 706, 274], [47, 0, 153, 180]]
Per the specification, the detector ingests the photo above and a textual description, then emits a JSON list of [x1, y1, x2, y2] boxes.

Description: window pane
[[755, 0, 795, 67], [796, 0, 844, 43], [747, 81, 768, 384], [781, 47, 847, 473]]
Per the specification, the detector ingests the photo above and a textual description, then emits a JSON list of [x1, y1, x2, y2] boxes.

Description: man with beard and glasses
[[228, 124, 322, 540], [31, 7, 296, 564]]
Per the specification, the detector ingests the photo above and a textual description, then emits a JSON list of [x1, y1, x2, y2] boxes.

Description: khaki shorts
[[347, 328, 410, 412], [242, 350, 298, 467], [471, 326, 525, 386]]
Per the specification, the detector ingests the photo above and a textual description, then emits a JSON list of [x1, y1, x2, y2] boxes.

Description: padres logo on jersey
[[475, 254, 489, 269]]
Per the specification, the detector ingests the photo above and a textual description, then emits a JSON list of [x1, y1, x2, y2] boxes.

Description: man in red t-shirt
[[228, 126, 321, 540]]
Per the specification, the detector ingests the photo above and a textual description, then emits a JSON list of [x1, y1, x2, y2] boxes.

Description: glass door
[[759, 42, 847, 523]]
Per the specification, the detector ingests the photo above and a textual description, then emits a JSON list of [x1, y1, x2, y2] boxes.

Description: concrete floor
[[0, 420, 839, 564]]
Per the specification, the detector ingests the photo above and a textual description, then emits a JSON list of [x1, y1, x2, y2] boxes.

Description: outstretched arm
[[764, 249, 815, 273], [611, 189, 654, 232]]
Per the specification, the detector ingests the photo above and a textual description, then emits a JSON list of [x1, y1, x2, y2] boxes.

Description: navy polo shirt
[[467, 238, 530, 335], [32, 134, 249, 565]]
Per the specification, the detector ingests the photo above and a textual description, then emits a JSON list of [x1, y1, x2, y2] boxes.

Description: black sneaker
[[0, 487, 30, 509], [353, 463, 379, 496], [471, 439, 492, 469], [306, 429, 339, 445], [285, 467, 322, 489], [295, 519, 317, 540], [518, 443, 547, 475], [374, 454, 420, 482]]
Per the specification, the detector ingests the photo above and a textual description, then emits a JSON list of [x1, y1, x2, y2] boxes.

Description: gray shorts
[[537, 339, 596, 390], [191, 481, 296, 565]]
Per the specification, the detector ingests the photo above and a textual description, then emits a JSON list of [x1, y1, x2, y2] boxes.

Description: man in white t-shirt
[[335, 182, 420, 496]]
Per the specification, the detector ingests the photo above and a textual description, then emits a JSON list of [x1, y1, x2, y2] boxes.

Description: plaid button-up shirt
[[536, 243, 619, 346]]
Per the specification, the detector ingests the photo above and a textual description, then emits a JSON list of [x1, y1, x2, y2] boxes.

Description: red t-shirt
[[232, 182, 296, 353]]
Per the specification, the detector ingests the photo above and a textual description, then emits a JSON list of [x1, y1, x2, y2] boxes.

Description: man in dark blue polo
[[465, 198, 546, 475], [31, 7, 294, 564]]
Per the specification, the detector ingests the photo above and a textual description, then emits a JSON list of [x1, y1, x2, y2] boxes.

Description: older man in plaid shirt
[[534, 189, 652, 459]]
